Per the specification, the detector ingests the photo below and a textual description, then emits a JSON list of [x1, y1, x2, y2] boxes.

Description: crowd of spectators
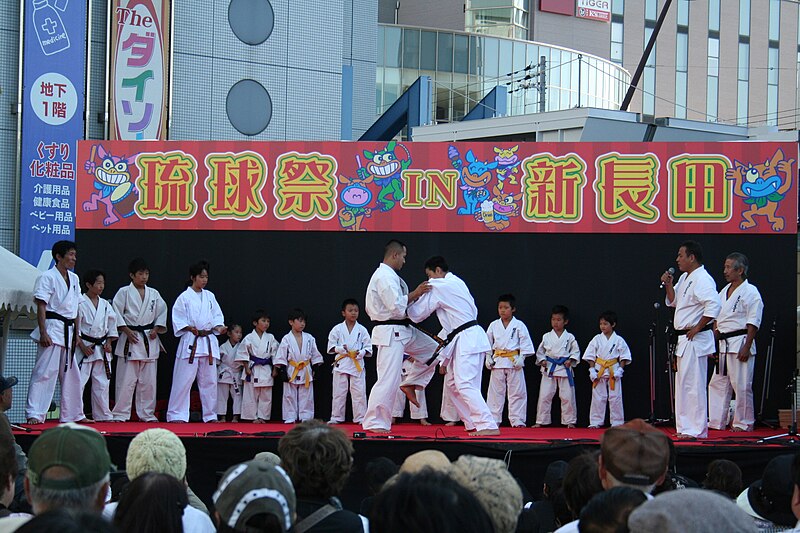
[[0, 415, 798, 532]]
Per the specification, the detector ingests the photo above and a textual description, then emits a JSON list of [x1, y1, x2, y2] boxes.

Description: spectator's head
[[25, 424, 111, 514], [364, 457, 399, 495], [703, 459, 743, 499], [629, 488, 756, 533], [0, 375, 17, 412], [0, 414, 18, 507], [253, 451, 281, 468], [542, 460, 569, 499], [563, 452, 603, 521], [112, 472, 187, 533], [737, 454, 795, 528], [125, 428, 187, 482], [450, 455, 523, 533], [16, 508, 117, 533], [370, 469, 495, 533], [278, 420, 353, 500], [399, 450, 452, 475], [213, 460, 296, 533], [599, 419, 669, 493], [578, 486, 647, 533]]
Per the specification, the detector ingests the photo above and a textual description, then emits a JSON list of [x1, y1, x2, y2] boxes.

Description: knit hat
[[399, 450, 452, 474], [125, 428, 187, 481], [253, 451, 281, 468], [600, 419, 669, 486], [629, 488, 757, 533], [27, 423, 111, 490], [450, 455, 523, 533], [213, 460, 296, 533], [737, 454, 796, 527]]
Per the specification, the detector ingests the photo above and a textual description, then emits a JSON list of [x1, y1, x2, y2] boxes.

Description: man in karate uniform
[[661, 240, 721, 439], [26, 240, 89, 424], [362, 239, 438, 433], [406, 256, 499, 436], [111, 258, 168, 422], [708, 252, 763, 432]]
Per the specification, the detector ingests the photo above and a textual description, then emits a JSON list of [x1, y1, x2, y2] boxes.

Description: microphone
[[659, 267, 675, 289]]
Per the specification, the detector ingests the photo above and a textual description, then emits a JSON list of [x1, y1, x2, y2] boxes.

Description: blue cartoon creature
[[726, 148, 795, 231], [338, 172, 373, 231], [83, 144, 139, 226], [449, 145, 496, 215], [357, 141, 411, 211]]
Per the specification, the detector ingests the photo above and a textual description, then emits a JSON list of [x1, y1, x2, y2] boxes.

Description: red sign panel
[[76, 141, 798, 234], [539, 0, 574, 16]]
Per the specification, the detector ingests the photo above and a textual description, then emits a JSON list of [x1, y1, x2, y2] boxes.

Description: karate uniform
[[485, 317, 535, 426], [274, 332, 323, 423], [407, 272, 497, 432], [440, 375, 459, 423], [708, 280, 763, 431], [26, 267, 84, 423], [327, 321, 372, 424], [391, 357, 428, 420], [216, 340, 243, 417], [362, 263, 439, 432], [535, 330, 580, 426], [235, 331, 278, 421], [77, 295, 118, 421], [582, 331, 632, 427], [166, 287, 225, 423], [111, 283, 167, 422], [666, 266, 721, 438]]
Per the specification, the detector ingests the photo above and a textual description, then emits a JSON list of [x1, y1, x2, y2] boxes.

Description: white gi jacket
[[172, 288, 225, 360], [112, 283, 167, 360], [666, 266, 721, 357], [536, 330, 580, 377], [77, 295, 118, 363], [31, 267, 81, 346], [486, 317, 535, 368], [717, 280, 763, 355], [274, 332, 323, 386], [236, 331, 279, 387], [327, 321, 372, 376]]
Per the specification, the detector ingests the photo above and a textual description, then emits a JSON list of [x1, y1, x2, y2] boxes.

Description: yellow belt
[[334, 350, 362, 372], [289, 360, 311, 388], [594, 357, 619, 390], [493, 349, 520, 360]]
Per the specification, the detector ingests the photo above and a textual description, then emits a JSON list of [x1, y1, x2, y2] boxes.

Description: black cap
[[0, 376, 17, 393]]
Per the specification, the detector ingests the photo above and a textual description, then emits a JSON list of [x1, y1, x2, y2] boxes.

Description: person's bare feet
[[75, 418, 95, 424], [253, 419, 265, 424], [730, 427, 747, 432], [674, 433, 696, 440], [26, 418, 41, 425], [444, 421, 457, 426], [468, 428, 500, 436], [566, 424, 576, 429], [367, 428, 391, 434], [419, 418, 431, 426], [512, 424, 526, 428], [531, 423, 542, 428], [399, 385, 420, 408]]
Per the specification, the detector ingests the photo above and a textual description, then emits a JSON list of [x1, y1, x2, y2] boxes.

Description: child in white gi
[[582, 311, 631, 428], [485, 294, 535, 428], [327, 299, 371, 424], [534, 305, 580, 428], [236, 311, 279, 423], [111, 258, 168, 422], [166, 260, 226, 423], [274, 308, 323, 423], [77, 269, 118, 422], [217, 323, 243, 422], [392, 356, 430, 425]]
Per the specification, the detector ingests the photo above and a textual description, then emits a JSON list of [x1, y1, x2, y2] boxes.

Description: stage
[[13, 421, 800, 510]]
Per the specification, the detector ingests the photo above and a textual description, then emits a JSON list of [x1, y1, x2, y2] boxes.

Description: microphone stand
[[665, 320, 677, 422], [757, 318, 777, 427], [647, 303, 670, 425], [757, 369, 798, 444]]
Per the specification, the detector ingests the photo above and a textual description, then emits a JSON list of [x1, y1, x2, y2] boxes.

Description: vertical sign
[[109, 0, 171, 140], [19, 0, 87, 266]]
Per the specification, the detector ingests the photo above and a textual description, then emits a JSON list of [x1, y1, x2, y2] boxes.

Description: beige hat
[[450, 455, 523, 533], [254, 451, 281, 468], [399, 450, 452, 474], [126, 428, 187, 481]]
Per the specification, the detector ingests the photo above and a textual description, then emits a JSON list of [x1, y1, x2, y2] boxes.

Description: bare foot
[[468, 428, 501, 436], [512, 424, 526, 428], [399, 385, 420, 408], [26, 418, 42, 425], [419, 418, 431, 426], [730, 427, 747, 432], [75, 418, 95, 424], [531, 424, 543, 428], [367, 428, 391, 434], [232, 417, 240, 423], [253, 419, 265, 424], [208, 419, 224, 423], [674, 433, 696, 440], [566, 424, 576, 429], [445, 421, 457, 426], [170, 420, 187, 424]]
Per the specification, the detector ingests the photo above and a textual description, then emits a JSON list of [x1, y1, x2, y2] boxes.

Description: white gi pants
[[487, 368, 528, 426], [282, 382, 314, 423], [330, 371, 367, 423], [240, 384, 271, 420], [80, 360, 113, 421], [217, 382, 242, 416], [440, 381, 459, 422], [708, 353, 755, 431], [167, 356, 218, 422], [536, 375, 577, 425], [362, 328, 438, 431], [26, 345, 84, 423], [589, 378, 624, 427], [441, 352, 497, 432], [675, 347, 709, 438], [392, 386, 428, 419], [112, 359, 158, 422]]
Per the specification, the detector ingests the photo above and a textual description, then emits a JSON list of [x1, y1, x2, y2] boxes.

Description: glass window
[[611, 22, 623, 43], [677, 0, 689, 26], [483, 38, 499, 78], [384, 27, 401, 68], [513, 41, 526, 79], [499, 39, 513, 78], [645, 0, 657, 21], [737, 80, 749, 125], [738, 42, 749, 81], [708, 0, 720, 32], [469, 36, 480, 75], [420, 31, 437, 71], [437, 32, 453, 72], [769, 0, 780, 41], [675, 71, 687, 118], [454, 34, 469, 74], [739, 0, 750, 36], [768, 47, 779, 85], [708, 55, 718, 78], [403, 29, 420, 69], [612, 0, 624, 16], [676, 32, 688, 71], [767, 84, 778, 126], [611, 42, 623, 63], [706, 75, 718, 121]]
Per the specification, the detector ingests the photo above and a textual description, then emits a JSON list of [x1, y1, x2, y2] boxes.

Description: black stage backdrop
[[76, 230, 796, 426]]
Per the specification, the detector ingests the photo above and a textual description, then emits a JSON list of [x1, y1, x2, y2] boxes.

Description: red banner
[[76, 141, 798, 234]]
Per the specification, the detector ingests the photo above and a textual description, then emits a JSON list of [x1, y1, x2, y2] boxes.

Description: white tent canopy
[[0, 246, 40, 314]]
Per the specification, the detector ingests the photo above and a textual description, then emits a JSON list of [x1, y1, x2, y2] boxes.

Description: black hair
[[364, 457, 399, 495], [563, 451, 603, 520], [251, 309, 271, 324], [498, 293, 516, 308], [127, 257, 149, 275], [384, 239, 406, 258], [81, 270, 105, 293], [51, 240, 76, 261], [112, 472, 187, 533], [341, 298, 359, 311], [186, 260, 210, 287], [598, 310, 617, 327], [680, 240, 704, 265], [551, 305, 570, 321], [578, 486, 647, 533], [702, 459, 743, 500], [288, 308, 307, 322], [423, 256, 449, 273]]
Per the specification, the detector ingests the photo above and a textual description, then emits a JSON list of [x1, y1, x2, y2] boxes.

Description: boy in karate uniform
[[582, 310, 632, 428], [534, 305, 580, 428], [217, 324, 243, 422], [111, 258, 167, 422], [327, 299, 371, 424], [274, 308, 323, 423], [485, 294, 535, 428], [77, 269, 118, 422], [236, 311, 279, 423]]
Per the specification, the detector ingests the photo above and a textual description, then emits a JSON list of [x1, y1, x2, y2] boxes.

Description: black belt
[[45, 311, 77, 372], [373, 319, 413, 326], [79, 334, 112, 378], [124, 322, 156, 359], [189, 330, 214, 365], [428, 320, 481, 364], [718, 329, 748, 340], [714, 329, 750, 376], [674, 323, 714, 337]]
